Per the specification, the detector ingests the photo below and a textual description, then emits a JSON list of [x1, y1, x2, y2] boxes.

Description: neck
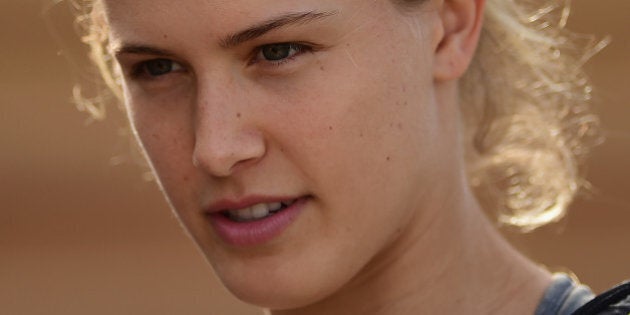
[[270, 181, 552, 315]]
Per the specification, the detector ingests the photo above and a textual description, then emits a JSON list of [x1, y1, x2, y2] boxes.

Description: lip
[[204, 195, 309, 247]]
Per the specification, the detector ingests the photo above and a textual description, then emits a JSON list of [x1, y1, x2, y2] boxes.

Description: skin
[[103, 0, 552, 313]]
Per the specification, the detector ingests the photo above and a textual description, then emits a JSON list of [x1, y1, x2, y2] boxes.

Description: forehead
[[100, 0, 421, 61], [102, 0, 383, 39]]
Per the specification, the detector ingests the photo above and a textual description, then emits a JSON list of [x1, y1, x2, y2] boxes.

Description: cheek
[[268, 27, 439, 247], [274, 35, 438, 177], [123, 88, 201, 209], [124, 81, 194, 163]]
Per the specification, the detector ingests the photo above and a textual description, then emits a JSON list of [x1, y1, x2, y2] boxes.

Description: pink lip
[[205, 196, 308, 247]]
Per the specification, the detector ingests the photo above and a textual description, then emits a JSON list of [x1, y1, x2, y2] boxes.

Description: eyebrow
[[113, 10, 338, 57], [113, 45, 175, 57], [219, 10, 338, 48]]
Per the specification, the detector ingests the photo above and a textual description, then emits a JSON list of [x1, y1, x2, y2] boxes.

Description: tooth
[[282, 199, 296, 207], [241, 207, 254, 219], [268, 202, 282, 212], [251, 203, 270, 219], [228, 211, 240, 221], [230, 207, 253, 221], [226, 201, 291, 222]]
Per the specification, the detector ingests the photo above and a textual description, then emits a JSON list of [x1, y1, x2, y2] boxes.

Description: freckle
[[386, 156, 391, 161], [182, 175, 189, 182], [152, 133, 159, 139], [163, 34, 168, 39], [389, 122, 394, 128], [236, 112, 242, 118], [398, 123, 403, 130], [328, 126, 333, 131], [402, 86, 406, 92], [320, 66, 325, 71], [359, 132, 364, 138]]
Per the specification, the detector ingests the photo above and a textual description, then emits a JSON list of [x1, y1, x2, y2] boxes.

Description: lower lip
[[207, 197, 307, 247]]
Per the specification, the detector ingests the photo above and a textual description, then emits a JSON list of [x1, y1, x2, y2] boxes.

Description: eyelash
[[128, 42, 314, 80], [130, 58, 184, 79], [249, 42, 313, 67]]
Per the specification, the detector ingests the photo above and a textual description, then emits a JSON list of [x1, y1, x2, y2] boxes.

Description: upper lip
[[205, 195, 302, 214]]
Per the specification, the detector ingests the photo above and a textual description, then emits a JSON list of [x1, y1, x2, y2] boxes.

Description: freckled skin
[[108, 0, 448, 305], [103, 0, 551, 314]]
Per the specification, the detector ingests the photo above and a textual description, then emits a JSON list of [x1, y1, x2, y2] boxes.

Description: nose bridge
[[192, 72, 265, 177]]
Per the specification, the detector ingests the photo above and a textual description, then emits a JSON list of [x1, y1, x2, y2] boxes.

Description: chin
[[223, 278, 326, 310], [213, 260, 340, 311]]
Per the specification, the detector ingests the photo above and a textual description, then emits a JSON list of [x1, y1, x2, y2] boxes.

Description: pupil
[[146, 59, 172, 76], [262, 44, 291, 61]]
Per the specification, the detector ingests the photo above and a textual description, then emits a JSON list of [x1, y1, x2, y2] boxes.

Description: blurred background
[[1, 0, 628, 314]]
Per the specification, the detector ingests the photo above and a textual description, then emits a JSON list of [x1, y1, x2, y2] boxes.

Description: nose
[[192, 78, 266, 178]]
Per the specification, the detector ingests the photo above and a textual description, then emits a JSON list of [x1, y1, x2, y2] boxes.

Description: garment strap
[[572, 280, 630, 315]]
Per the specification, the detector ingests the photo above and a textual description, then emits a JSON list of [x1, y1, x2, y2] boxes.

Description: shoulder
[[573, 281, 630, 315]]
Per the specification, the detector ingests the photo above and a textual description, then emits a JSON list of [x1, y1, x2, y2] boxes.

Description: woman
[[76, 0, 627, 314]]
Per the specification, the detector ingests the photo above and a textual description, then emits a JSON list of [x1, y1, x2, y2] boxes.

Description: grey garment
[[535, 274, 595, 315]]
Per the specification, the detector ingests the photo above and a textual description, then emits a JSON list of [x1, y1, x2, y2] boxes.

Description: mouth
[[206, 196, 309, 246], [221, 199, 297, 223]]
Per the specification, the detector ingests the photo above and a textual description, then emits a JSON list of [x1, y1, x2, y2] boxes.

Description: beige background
[[2, 1, 629, 314]]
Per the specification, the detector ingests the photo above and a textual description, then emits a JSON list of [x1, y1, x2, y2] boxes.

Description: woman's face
[[105, 0, 462, 309]]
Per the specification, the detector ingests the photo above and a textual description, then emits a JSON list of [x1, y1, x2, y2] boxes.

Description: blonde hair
[[463, 0, 606, 231], [74, 0, 606, 231]]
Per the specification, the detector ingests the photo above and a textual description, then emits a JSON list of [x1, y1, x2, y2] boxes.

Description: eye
[[252, 43, 310, 65], [133, 58, 184, 78], [261, 43, 295, 61]]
